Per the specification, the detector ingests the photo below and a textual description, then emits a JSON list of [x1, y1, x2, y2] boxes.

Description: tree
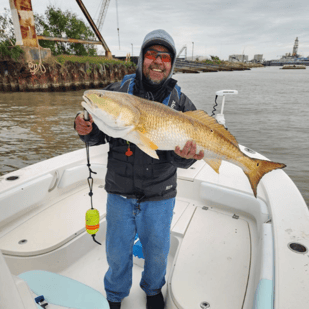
[[210, 55, 220, 61], [0, 8, 23, 60], [1, 6, 97, 58], [35, 6, 97, 56], [0, 8, 15, 43]]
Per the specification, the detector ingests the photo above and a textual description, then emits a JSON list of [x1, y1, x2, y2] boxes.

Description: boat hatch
[[170, 207, 251, 309]]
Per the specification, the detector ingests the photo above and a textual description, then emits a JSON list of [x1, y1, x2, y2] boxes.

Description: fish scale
[[82, 90, 286, 197]]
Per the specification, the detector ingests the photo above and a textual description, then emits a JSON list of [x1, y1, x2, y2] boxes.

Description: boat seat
[[0, 191, 190, 257], [18, 270, 109, 309], [0, 185, 108, 256]]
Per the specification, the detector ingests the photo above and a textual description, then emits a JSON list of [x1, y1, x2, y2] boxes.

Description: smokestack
[[292, 37, 299, 57]]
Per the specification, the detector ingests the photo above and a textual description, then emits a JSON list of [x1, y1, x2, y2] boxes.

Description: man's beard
[[143, 68, 167, 87], [146, 63, 169, 82], [144, 75, 164, 86]]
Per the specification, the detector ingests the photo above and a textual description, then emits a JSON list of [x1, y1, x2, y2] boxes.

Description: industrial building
[[253, 54, 263, 63], [228, 54, 248, 62]]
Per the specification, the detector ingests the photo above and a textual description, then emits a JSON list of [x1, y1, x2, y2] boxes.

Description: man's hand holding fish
[[175, 140, 204, 160]]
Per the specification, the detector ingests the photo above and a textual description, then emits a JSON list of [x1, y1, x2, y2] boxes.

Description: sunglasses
[[144, 49, 172, 63]]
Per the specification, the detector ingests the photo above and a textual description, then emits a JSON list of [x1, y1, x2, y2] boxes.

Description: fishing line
[[84, 110, 102, 246], [85, 142, 97, 209]]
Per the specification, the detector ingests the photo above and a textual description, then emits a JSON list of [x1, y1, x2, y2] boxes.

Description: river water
[[0, 66, 308, 206]]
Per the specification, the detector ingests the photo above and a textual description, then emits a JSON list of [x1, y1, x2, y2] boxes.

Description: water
[[0, 92, 85, 172], [0, 67, 308, 206], [176, 66, 309, 206]]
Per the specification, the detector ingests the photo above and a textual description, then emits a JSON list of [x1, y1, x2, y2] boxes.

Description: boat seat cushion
[[18, 270, 109, 309]]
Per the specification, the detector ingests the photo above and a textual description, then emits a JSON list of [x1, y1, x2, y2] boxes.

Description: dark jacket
[[79, 29, 197, 201], [79, 75, 197, 201]]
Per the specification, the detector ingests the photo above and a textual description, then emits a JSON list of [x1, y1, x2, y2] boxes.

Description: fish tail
[[244, 159, 286, 197]]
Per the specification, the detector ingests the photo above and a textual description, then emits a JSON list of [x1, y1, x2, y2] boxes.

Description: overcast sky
[[1, 0, 308, 60]]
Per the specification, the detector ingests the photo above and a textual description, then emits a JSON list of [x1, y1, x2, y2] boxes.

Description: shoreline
[[0, 55, 136, 92], [174, 60, 264, 73], [0, 55, 264, 92]]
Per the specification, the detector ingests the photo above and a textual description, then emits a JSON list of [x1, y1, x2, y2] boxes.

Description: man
[[75, 29, 204, 309]]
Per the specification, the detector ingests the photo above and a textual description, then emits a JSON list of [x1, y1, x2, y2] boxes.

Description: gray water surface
[[176, 66, 308, 206], [0, 66, 308, 206]]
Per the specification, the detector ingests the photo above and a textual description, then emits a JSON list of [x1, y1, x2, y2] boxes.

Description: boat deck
[[1, 145, 309, 309], [0, 178, 252, 309]]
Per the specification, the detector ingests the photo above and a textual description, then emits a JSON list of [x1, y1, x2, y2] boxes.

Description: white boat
[[1, 94, 309, 309]]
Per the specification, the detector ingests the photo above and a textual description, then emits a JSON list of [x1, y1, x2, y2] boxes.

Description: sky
[[1, 0, 308, 60]]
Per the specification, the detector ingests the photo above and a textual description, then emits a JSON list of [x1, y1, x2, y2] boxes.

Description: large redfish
[[81, 90, 286, 197]]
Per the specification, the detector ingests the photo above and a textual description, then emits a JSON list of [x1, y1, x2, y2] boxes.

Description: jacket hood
[[136, 29, 177, 87]]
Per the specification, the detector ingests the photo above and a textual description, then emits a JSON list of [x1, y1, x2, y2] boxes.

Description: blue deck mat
[[18, 270, 109, 309]]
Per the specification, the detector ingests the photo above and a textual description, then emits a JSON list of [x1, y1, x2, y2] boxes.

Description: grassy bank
[[0, 52, 136, 70], [0, 53, 136, 92], [53, 54, 136, 68]]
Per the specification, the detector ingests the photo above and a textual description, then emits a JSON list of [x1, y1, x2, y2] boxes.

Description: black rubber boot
[[108, 300, 121, 309], [146, 291, 164, 309]]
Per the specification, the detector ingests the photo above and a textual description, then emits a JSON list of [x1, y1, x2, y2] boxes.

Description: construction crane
[[97, 0, 111, 31], [96, 0, 120, 49], [176, 45, 187, 59]]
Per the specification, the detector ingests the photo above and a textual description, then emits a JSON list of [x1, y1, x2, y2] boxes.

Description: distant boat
[[281, 64, 306, 69]]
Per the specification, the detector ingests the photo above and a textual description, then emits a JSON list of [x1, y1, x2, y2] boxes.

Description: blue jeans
[[104, 193, 175, 302]]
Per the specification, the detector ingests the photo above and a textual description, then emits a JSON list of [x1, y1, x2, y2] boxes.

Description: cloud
[[1, 0, 308, 59]]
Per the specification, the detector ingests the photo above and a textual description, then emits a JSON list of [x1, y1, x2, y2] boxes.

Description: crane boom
[[96, 0, 120, 49], [176, 45, 187, 59], [97, 0, 111, 31]]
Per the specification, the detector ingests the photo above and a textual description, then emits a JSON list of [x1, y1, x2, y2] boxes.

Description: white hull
[[0, 144, 308, 309]]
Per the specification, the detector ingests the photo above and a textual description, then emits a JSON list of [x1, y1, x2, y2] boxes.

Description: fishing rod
[[84, 110, 102, 246]]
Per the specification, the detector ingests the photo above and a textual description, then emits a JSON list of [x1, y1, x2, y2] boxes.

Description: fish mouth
[[81, 90, 135, 137], [82, 94, 96, 109], [82, 89, 107, 108]]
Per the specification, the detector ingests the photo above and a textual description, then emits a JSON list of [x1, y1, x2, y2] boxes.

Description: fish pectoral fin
[[203, 158, 222, 174], [135, 131, 159, 159], [135, 131, 158, 150], [136, 144, 159, 159]]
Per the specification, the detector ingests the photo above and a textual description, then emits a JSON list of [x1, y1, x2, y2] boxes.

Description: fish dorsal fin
[[185, 110, 210, 122], [184, 110, 239, 147]]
